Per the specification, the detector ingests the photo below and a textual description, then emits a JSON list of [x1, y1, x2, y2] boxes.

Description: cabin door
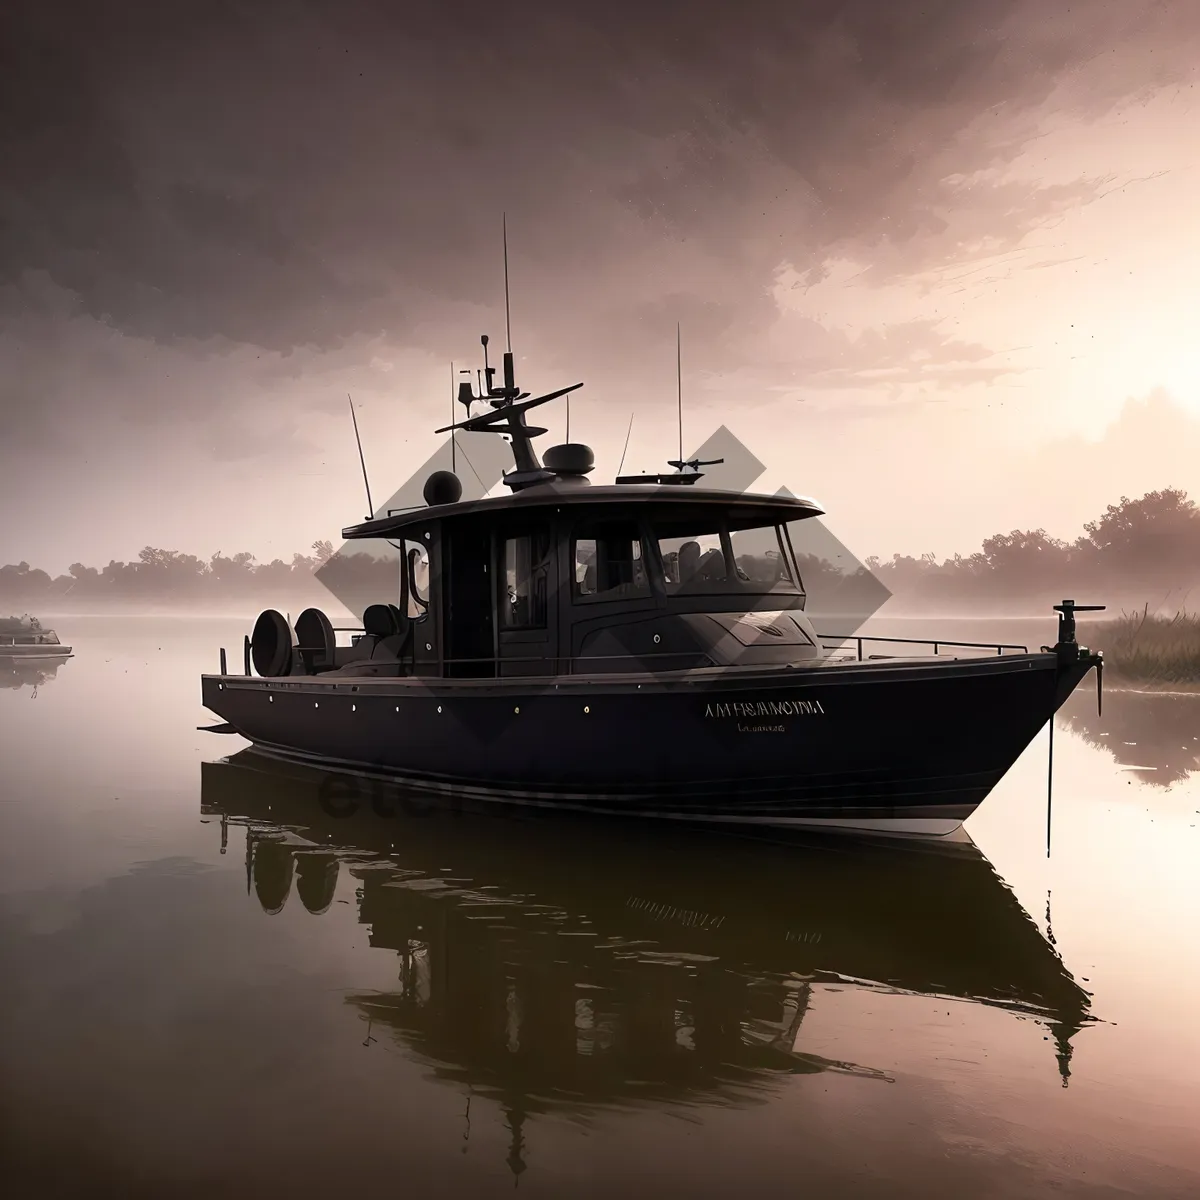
[[444, 521, 496, 678], [495, 520, 559, 677]]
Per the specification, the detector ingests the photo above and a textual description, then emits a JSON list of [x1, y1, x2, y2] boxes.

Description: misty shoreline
[[4, 489, 1198, 629], [7, 601, 1165, 623]]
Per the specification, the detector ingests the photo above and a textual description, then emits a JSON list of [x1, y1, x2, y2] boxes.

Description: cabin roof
[[342, 483, 824, 540]]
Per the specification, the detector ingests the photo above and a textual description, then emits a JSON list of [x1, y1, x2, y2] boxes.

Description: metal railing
[[222, 635, 1033, 678], [818, 634, 1029, 661]]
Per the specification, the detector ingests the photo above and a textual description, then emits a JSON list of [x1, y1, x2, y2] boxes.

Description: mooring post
[[1046, 717, 1054, 858], [244, 635, 252, 675]]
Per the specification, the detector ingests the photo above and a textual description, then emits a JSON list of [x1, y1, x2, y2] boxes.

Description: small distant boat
[[0, 614, 72, 660]]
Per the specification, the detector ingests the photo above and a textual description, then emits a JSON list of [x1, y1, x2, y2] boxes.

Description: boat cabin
[[246, 333, 828, 680], [0, 616, 62, 648], [332, 484, 824, 679]]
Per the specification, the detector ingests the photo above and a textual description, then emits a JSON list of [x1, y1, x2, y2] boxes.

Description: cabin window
[[656, 521, 800, 594], [659, 530, 726, 587], [500, 529, 551, 629], [574, 522, 648, 601], [728, 526, 797, 586], [405, 543, 430, 619]]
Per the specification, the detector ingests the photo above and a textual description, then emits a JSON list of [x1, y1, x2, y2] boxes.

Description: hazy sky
[[4, 0, 1200, 575]]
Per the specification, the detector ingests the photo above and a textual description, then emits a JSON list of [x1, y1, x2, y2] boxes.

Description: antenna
[[500, 215, 517, 398], [616, 413, 635, 477], [676, 322, 683, 467], [347, 393, 374, 520], [503, 212, 512, 354], [450, 362, 456, 474]]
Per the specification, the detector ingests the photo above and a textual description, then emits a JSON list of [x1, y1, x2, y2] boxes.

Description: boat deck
[[205, 640, 1053, 693]]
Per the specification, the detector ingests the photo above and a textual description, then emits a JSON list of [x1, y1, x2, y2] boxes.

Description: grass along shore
[[1087, 608, 1200, 685]]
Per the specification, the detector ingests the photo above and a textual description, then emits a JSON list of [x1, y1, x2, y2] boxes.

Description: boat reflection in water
[[202, 750, 1097, 1181], [1, 655, 68, 694], [1060, 684, 1200, 786]]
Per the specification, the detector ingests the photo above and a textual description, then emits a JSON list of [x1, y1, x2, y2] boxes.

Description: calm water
[[2, 614, 1199, 1198]]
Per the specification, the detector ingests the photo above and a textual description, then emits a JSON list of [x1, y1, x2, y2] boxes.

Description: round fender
[[251, 609, 293, 677], [295, 607, 336, 673]]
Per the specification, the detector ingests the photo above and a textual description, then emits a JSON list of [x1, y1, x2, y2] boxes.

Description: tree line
[[859, 487, 1199, 607], [2, 490, 1197, 611]]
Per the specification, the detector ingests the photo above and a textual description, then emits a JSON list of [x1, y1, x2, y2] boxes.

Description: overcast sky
[[3, 0, 1200, 574]]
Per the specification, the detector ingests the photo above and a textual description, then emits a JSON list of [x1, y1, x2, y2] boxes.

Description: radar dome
[[423, 470, 463, 506], [543, 443, 595, 476]]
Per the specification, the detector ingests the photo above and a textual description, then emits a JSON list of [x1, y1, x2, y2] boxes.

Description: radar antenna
[[432, 219, 586, 490], [613, 327, 725, 486], [667, 456, 726, 473]]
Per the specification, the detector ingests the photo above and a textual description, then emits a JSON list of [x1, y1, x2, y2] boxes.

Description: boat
[[200, 331, 1105, 836], [200, 749, 1096, 1176], [0, 614, 72, 660]]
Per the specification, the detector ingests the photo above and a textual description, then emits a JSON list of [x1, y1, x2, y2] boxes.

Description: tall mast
[[503, 213, 512, 355], [676, 322, 683, 467], [501, 213, 516, 397]]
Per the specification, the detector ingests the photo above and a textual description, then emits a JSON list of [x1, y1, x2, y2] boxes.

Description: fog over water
[[1, 615, 1199, 1195]]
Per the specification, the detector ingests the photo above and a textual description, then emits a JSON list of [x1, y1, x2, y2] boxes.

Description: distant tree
[[1075, 489, 1200, 583], [0, 562, 51, 602], [209, 551, 256, 586], [254, 558, 294, 587], [4, 488, 1200, 609], [975, 529, 1073, 594]]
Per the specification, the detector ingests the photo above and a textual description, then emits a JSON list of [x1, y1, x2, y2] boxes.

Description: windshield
[[655, 521, 801, 595]]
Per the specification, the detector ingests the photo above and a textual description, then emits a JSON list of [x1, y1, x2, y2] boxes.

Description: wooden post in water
[[1046, 717, 1055, 858]]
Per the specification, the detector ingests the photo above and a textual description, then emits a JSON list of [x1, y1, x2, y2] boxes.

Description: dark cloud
[[1, 0, 1198, 502], [4, 1, 1198, 355]]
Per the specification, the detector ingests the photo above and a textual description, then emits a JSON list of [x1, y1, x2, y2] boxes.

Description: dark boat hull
[[0, 644, 72, 659], [201, 653, 1096, 835]]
